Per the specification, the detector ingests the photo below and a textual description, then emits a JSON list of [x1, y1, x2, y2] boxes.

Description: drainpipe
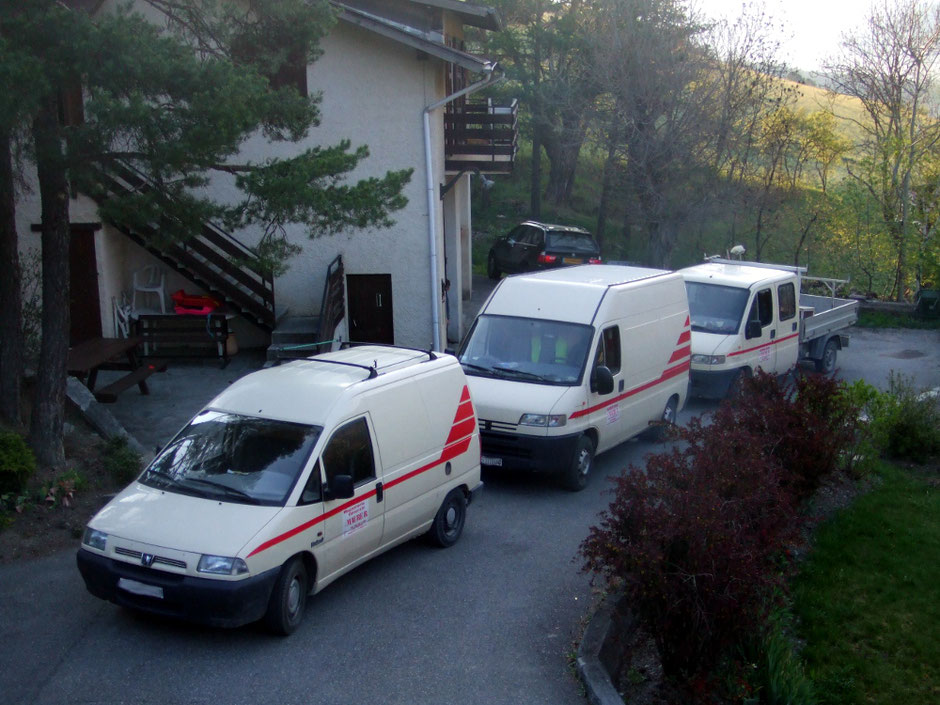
[[423, 68, 501, 351]]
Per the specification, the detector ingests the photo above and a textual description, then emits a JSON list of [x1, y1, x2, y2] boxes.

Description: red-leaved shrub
[[580, 369, 860, 678]]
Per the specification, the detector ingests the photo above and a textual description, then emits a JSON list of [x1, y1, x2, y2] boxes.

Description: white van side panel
[[574, 277, 690, 454], [368, 367, 479, 545]]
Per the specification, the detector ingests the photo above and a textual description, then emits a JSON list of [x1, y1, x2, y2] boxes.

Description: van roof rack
[[340, 341, 437, 361], [307, 358, 379, 379]]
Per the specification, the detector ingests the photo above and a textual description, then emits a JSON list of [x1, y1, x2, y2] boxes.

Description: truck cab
[[681, 262, 802, 397]]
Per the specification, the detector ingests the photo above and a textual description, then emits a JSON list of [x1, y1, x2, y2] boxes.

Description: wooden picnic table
[[67, 336, 166, 403]]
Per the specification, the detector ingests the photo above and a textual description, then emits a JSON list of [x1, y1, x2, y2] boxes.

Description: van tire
[[264, 557, 308, 636], [487, 252, 501, 280], [428, 489, 467, 548], [644, 396, 678, 442], [561, 435, 594, 492], [727, 369, 749, 398], [815, 339, 838, 374]]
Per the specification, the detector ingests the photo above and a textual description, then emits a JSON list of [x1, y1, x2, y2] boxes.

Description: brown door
[[347, 274, 393, 344], [69, 227, 101, 344]]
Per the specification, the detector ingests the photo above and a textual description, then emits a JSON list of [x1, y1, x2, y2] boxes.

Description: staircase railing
[[89, 161, 276, 330]]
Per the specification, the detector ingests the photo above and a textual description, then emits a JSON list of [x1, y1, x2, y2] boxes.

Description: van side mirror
[[590, 365, 614, 395], [744, 320, 762, 340], [325, 474, 355, 501]]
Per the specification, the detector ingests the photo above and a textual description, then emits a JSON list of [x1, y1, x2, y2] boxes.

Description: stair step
[[271, 316, 322, 344]]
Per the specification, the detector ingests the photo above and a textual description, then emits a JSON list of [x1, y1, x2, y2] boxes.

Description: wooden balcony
[[444, 98, 518, 175]]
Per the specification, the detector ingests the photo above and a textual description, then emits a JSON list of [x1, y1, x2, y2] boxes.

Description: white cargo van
[[77, 345, 482, 634], [458, 265, 690, 490], [680, 259, 859, 397]]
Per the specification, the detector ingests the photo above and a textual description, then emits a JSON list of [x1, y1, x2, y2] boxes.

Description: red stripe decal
[[569, 361, 690, 420], [669, 345, 691, 363], [677, 330, 691, 345], [727, 332, 800, 358], [248, 385, 477, 558]]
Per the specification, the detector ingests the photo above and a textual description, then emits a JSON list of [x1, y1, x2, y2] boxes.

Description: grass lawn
[[793, 464, 940, 705]]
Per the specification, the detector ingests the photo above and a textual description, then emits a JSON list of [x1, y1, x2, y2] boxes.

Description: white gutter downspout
[[423, 68, 502, 351]]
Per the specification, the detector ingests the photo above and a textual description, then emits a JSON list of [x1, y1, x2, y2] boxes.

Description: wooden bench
[[92, 358, 167, 403], [67, 337, 166, 403], [135, 313, 231, 366]]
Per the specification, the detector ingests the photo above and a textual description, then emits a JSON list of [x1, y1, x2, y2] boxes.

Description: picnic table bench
[[67, 336, 166, 403]]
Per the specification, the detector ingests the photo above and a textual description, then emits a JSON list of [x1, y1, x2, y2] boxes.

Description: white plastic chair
[[132, 265, 166, 313]]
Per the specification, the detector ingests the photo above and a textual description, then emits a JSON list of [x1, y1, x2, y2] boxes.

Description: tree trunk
[[0, 131, 23, 426], [29, 99, 70, 467], [595, 128, 620, 253], [530, 127, 542, 219]]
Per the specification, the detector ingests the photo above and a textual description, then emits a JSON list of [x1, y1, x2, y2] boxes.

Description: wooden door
[[69, 227, 101, 344], [347, 274, 394, 344]]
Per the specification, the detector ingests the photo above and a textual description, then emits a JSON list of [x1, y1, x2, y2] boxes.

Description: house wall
[[16, 3, 464, 353], [225, 20, 450, 349]]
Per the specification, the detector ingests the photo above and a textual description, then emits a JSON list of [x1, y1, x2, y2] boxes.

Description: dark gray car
[[487, 221, 601, 279]]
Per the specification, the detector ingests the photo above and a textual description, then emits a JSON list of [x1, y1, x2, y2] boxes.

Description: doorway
[[347, 274, 394, 344], [69, 225, 102, 344]]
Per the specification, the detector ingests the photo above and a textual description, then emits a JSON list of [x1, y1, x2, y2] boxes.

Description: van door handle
[[375, 481, 384, 503], [770, 330, 776, 339], [619, 380, 624, 392]]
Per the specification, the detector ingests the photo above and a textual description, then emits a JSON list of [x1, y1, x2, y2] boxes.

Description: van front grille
[[478, 418, 517, 433], [115, 546, 187, 570], [480, 429, 532, 460]]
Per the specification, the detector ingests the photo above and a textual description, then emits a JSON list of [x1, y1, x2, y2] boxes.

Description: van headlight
[[691, 354, 725, 365], [519, 413, 567, 427], [82, 527, 108, 551], [198, 555, 249, 576]]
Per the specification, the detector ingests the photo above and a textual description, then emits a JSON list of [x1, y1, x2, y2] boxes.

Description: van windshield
[[140, 411, 322, 506], [458, 315, 593, 386], [685, 282, 750, 335]]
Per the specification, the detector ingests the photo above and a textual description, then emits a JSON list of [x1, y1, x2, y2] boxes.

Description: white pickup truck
[[680, 258, 859, 397]]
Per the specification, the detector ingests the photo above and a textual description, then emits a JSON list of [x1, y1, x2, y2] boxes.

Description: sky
[[692, 0, 873, 72]]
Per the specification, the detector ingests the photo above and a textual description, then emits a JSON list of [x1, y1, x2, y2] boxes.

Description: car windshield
[[140, 411, 322, 506], [458, 315, 593, 386], [546, 231, 597, 253], [685, 282, 750, 335]]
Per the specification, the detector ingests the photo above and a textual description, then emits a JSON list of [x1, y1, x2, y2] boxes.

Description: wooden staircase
[[89, 162, 276, 330]]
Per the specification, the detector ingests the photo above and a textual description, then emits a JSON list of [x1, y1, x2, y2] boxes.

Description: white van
[[77, 345, 482, 634], [458, 265, 690, 490]]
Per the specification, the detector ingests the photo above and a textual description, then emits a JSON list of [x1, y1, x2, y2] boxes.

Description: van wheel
[[561, 435, 594, 492], [428, 489, 467, 548], [815, 339, 838, 374], [264, 557, 308, 636], [644, 396, 678, 442], [487, 252, 501, 280]]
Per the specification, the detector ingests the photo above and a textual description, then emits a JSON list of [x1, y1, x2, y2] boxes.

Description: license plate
[[480, 455, 503, 467], [118, 577, 164, 599], [563, 257, 583, 264]]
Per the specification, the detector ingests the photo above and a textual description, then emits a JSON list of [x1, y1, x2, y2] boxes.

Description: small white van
[[77, 345, 482, 634], [458, 265, 690, 490]]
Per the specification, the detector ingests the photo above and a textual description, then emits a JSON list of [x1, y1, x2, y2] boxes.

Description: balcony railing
[[444, 98, 518, 174]]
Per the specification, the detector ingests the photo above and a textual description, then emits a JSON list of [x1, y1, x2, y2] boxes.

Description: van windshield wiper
[[491, 365, 548, 382], [181, 478, 261, 504]]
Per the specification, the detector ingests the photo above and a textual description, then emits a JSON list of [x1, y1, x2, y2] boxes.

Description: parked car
[[487, 221, 601, 279]]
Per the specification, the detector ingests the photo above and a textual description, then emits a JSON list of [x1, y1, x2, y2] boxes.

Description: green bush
[[101, 436, 141, 485], [0, 430, 37, 494], [877, 374, 940, 463]]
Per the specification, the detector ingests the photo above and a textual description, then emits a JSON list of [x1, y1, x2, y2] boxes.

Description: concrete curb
[[576, 594, 625, 705]]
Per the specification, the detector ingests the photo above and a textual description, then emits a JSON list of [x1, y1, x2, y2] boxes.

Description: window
[[748, 289, 774, 327], [322, 418, 375, 487], [595, 326, 621, 374], [300, 460, 322, 505], [778, 282, 796, 321], [140, 411, 321, 506]]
